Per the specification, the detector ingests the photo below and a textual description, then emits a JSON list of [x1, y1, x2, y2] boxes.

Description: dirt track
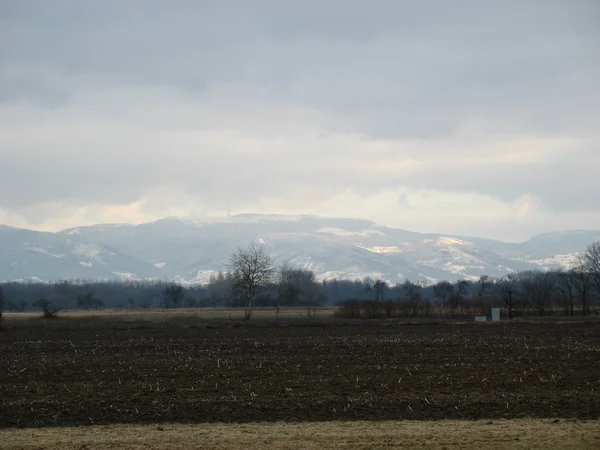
[[1, 321, 599, 427]]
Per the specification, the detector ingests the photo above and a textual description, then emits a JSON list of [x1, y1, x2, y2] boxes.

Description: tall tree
[[478, 275, 490, 298], [520, 270, 557, 316], [229, 242, 274, 318], [207, 272, 232, 307], [433, 281, 454, 307], [557, 269, 576, 316], [277, 263, 319, 306], [402, 280, 422, 302], [362, 277, 375, 298], [583, 241, 600, 295], [163, 284, 186, 309], [0, 285, 5, 327], [572, 258, 592, 316], [373, 279, 388, 301], [77, 292, 104, 311]]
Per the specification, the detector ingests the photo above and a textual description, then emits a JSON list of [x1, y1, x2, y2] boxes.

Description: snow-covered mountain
[[1, 215, 599, 285]]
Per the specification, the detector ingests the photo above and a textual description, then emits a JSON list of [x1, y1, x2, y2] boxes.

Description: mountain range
[[1, 214, 599, 285]]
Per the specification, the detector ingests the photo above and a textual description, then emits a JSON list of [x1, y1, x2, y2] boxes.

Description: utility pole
[[506, 290, 513, 319]]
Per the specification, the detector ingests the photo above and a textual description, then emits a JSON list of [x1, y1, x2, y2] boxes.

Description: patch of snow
[[26, 246, 65, 259], [154, 262, 166, 269], [288, 256, 321, 271], [359, 245, 408, 255], [79, 261, 93, 268], [528, 253, 580, 269], [441, 262, 468, 275], [435, 237, 474, 246], [316, 270, 384, 283], [112, 272, 137, 280], [190, 270, 220, 285], [418, 275, 439, 286], [72, 244, 106, 264], [6, 276, 47, 283], [64, 228, 81, 235]]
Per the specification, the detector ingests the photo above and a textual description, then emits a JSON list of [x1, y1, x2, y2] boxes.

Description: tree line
[[1, 241, 599, 319]]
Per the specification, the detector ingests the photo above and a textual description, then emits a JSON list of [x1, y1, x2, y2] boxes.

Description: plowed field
[[1, 321, 599, 427]]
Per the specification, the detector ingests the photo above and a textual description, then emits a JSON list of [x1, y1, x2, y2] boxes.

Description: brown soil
[[1, 321, 599, 427], [2, 419, 599, 449]]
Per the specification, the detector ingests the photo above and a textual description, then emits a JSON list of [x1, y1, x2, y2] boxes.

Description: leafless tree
[[277, 262, 319, 307], [455, 280, 469, 297], [583, 241, 600, 295], [163, 283, 185, 309], [0, 285, 5, 328], [520, 270, 557, 316], [32, 298, 59, 319], [207, 272, 232, 307], [557, 269, 576, 316], [572, 257, 592, 316], [433, 281, 454, 307], [229, 241, 274, 319], [402, 280, 422, 314], [362, 277, 374, 298], [478, 275, 490, 299], [373, 279, 388, 301], [449, 280, 470, 312], [402, 280, 422, 301]]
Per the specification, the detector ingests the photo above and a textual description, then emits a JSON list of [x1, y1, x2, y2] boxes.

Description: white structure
[[491, 308, 500, 322]]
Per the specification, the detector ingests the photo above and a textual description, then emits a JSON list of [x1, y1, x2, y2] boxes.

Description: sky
[[1, 0, 599, 242]]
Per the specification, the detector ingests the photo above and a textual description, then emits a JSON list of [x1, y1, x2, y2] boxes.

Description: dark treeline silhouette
[[1, 241, 599, 318]]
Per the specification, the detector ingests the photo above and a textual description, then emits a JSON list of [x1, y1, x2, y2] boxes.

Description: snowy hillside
[[0, 216, 598, 285]]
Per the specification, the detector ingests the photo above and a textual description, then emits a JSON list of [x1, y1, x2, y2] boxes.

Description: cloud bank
[[1, 0, 599, 241]]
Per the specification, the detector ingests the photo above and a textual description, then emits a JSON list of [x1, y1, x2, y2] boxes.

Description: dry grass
[[2, 307, 335, 323], [1, 419, 598, 449]]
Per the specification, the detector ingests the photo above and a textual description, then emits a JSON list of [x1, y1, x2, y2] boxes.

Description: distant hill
[[1, 215, 599, 284]]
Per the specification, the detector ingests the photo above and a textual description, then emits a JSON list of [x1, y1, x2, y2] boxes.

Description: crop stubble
[[1, 321, 599, 427]]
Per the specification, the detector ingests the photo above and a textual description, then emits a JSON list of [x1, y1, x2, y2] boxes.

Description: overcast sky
[[1, 1, 599, 241]]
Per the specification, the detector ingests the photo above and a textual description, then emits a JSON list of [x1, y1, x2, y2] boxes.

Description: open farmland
[[1, 419, 599, 449], [1, 319, 599, 428]]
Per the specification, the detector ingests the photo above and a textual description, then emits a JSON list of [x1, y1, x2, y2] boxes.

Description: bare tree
[[557, 269, 576, 316], [572, 257, 592, 316], [277, 261, 300, 307], [449, 280, 470, 312], [520, 270, 556, 316], [402, 280, 422, 301], [277, 262, 318, 307], [373, 279, 388, 301], [77, 292, 105, 311], [478, 275, 490, 299], [362, 277, 375, 298], [32, 298, 59, 319], [207, 272, 232, 308], [402, 280, 422, 315], [433, 281, 454, 307], [163, 283, 186, 309], [583, 241, 600, 295], [455, 280, 469, 298], [229, 241, 274, 319], [0, 285, 5, 328]]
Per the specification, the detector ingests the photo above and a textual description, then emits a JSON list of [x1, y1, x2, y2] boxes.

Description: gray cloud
[[0, 0, 599, 239]]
